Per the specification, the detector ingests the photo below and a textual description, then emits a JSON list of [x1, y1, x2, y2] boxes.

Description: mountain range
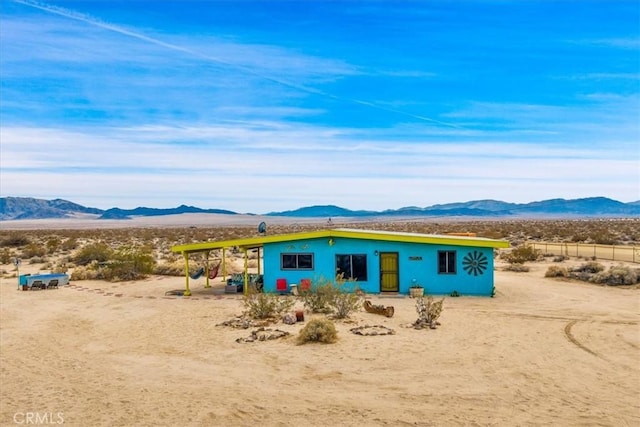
[[1, 196, 639, 221]]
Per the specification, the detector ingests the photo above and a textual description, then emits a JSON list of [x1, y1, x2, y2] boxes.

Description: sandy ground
[[1, 259, 638, 427]]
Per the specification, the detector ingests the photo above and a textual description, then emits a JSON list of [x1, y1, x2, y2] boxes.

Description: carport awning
[[171, 228, 510, 254]]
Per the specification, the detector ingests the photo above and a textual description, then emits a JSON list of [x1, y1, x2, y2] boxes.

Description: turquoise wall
[[262, 236, 495, 296]]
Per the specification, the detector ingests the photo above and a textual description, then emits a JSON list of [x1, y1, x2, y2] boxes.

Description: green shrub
[[331, 283, 362, 319], [502, 245, 540, 264], [300, 276, 337, 314], [22, 243, 46, 259], [591, 265, 638, 286], [297, 318, 338, 344], [571, 261, 605, 274], [100, 246, 155, 281], [0, 248, 12, 264], [299, 275, 362, 318], [243, 292, 294, 320], [73, 243, 113, 266], [0, 235, 30, 247], [545, 265, 569, 278], [61, 238, 78, 251]]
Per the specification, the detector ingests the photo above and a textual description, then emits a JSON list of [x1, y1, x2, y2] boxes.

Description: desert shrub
[[591, 265, 638, 286], [553, 255, 568, 262], [300, 276, 337, 314], [28, 256, 46, 264], [504, 263, 530, 272], [297, 318, 338, 344], [46, 237, 61, 254], [99, 246, 155, 281], [413, 296, 444, 329], [61, 238, 78, 251], [50, 262, 68, 274], [330, 280, 362, 319], [73, 243, 113, 266], [22, 243, 46, 259], [153, 261, 185, 276], [0, 248, 12, 264], [571, 261, 605, 274], [502, 245, 540, 264], [243, 292, 294, 320], [0, 235, 30, 247], [545, 265, 569, 278], [70, 265, 100, 281]]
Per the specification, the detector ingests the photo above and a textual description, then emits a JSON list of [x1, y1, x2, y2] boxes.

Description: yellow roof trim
[[171, 228, 509, 254]]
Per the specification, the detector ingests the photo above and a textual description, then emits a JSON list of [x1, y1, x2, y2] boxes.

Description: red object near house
[[276, 278, 287, 292], [300, 278, 311, 291]]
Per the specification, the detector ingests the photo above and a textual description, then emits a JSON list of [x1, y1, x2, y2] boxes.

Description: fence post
[[612, 245, 615, 261]]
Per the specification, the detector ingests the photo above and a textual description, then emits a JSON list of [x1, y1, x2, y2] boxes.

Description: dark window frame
[[281, 253, 314, 270], [335, 254, 368, 281], [438, 250, 457, 274]]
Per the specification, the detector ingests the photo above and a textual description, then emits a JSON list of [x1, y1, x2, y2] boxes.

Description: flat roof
[[171, 228, 510, 254]]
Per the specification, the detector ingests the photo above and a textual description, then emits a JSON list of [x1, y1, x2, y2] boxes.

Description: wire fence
[[529, 242, 639, 264]]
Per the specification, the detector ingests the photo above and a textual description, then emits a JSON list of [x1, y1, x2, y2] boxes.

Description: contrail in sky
[[14, 0, 463, 128]]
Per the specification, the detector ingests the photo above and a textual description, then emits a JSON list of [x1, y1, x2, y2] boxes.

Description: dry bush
[[22, 243, 46, 259], [545, 266, 569, 278], [243, 292, 294, 320], [70, 265, 100, 280], [0, 234, 30, 247], [297, 318, 338, 344], [591, 265, 638, 285], [504, 264, 530, 272], [153, 261, 185, 276], [300, 276, 337, 314], [330, 274, 362, 319], [571, 261, 605, 274], [413, 296, 444, 329], [502, 245, 541, 264]]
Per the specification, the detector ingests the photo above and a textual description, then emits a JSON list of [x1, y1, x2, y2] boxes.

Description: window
[[336, 254, 368, 281], [438, 251, 456, 274], [281, 253, 314, 270]]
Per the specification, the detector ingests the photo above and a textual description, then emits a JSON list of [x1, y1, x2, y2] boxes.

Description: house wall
[[262, 236, 495, 296]]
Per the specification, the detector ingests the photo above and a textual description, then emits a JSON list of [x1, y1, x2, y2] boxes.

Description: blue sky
[[1, 0, 638, 213]]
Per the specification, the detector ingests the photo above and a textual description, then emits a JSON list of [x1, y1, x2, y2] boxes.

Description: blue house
[[171, 228, 509, 296]]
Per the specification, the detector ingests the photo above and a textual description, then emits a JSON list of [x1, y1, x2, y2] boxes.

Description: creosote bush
[[591, 265, 638, 286], [299, 274, 362, 318], [243, 292, 294, 320], [300, 276, 336, 314], [571, 261, 605, 274], [502, 245, 541, 264], [545, 265, 569, 278], [297, 318, 338, 344]]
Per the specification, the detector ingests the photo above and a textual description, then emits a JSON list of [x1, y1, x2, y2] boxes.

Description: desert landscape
[[0, 217, 638, 426]]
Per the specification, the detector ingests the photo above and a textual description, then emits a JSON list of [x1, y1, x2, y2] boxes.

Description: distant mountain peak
[[1, 196, 638, 221]]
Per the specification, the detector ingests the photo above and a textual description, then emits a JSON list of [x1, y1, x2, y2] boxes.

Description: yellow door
[[380, 252, 399, 292]]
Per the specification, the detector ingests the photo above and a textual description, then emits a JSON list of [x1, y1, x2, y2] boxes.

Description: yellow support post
[[243, 248, 249, 296], [204, 250, 211, 289], [183, 253, 191, 297], [222, 248, 227, 282], [257, 247, 261, 275]]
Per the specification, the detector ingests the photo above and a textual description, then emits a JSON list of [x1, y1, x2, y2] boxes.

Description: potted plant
[[409, 279, 424, 298]]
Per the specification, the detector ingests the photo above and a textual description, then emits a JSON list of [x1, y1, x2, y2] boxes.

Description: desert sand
[[1, 255, 638, 427]]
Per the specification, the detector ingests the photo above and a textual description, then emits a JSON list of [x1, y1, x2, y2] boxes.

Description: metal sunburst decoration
[[462, 251, 488, 276]]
